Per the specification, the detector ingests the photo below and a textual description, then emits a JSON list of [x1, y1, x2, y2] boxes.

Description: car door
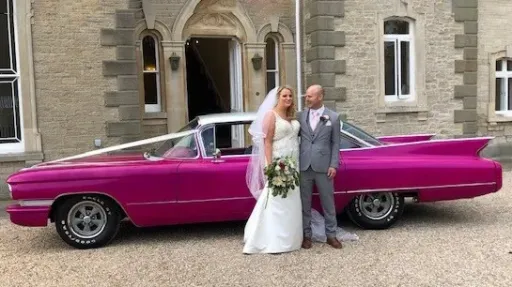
[[328, 134, 356, 209], [175, 123, 254, 224]]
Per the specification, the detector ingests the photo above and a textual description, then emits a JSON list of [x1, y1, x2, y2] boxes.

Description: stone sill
[[488, 113, 512, 125], [0, 152, 44, 163], [375, 106, 429, 123], [144, 112, 168, 119]]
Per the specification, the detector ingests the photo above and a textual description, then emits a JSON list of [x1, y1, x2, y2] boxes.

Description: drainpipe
[[295, 0, 303, 111]]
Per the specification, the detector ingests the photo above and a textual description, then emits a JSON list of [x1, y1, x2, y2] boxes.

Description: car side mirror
[[213, 148, 221, 159]]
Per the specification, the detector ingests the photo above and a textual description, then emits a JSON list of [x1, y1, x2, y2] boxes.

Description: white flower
[[272, 177, 283, 187]]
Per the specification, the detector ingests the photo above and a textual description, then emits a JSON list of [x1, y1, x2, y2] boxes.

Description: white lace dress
[[243, 113, 303, 254]]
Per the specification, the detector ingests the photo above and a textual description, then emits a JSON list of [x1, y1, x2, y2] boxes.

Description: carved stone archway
[[172, 0, 257, 42], [163, 0, 258, 132], [256, 21, 295, 43]]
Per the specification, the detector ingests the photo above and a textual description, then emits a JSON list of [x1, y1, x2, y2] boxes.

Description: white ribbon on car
[[37, 130, 197, 166]]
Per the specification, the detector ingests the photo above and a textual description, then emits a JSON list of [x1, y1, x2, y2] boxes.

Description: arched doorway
[[184, 36, 243, 122], [172, 0, 257, 121]]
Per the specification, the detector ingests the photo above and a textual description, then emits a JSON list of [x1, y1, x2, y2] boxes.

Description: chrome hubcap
[[67, 201, 107, 239], [358, 193, 395, 220]]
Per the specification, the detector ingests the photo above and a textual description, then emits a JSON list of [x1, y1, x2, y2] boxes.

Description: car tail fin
[[422, 137, 494, 157], [374, 137, 495, 158]]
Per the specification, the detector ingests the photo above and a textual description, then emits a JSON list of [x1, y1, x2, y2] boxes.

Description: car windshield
[[151, 133, 198, 158], [340, 121, 383, 146], [146, 119, 200, 159], [177, 118, 199, 132]]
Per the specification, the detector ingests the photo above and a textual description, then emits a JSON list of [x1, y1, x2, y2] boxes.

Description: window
[[265, 36, 279, 93], [141, 34, 162, 113], [341, 121, 384, 146], [383, 19, 414, 102], [0, 0, 23, 153], [201, 123, 251, 157], [340, 134, 362, 149], [495, 58, 512, 113]]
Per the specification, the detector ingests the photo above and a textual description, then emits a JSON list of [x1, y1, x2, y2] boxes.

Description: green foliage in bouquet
[[263, 156, 300, 207]]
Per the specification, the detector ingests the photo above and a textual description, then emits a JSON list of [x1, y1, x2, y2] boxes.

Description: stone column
[[305, 0, 347, 112], [101, 8, 142, 144], [453, 0, 479, 136], [163, 41, 188, 132], [282, 42, 298, 92], [244, 43, 267, 112]]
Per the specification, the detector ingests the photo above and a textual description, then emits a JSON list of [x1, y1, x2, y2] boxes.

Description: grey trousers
[[300, 167, 338, 238]]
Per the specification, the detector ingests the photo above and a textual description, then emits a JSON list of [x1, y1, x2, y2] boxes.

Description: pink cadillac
[[5, 112, 503, 249]]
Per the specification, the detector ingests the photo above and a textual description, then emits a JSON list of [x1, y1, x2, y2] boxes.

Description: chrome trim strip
[[378, 133, 436, 139], [126, 201, 176, 206], [18, 200, 54, 207], [125, 182, 496, 206], [342, 182, 496, 194]]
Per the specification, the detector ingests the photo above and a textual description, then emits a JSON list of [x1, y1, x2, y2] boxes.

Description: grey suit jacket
[[298, 107, 341, 173]]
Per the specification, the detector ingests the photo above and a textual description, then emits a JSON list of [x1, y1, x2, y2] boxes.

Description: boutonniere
[[320, 115, 332, 126]]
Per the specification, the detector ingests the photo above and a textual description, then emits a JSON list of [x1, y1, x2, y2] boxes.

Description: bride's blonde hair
[[275, 85, 296, 120]]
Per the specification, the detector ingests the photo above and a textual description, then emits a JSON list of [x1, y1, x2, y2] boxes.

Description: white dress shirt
[[309, 105, 325, 131]]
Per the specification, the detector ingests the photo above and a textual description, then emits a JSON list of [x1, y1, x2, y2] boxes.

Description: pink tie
[[311, 111, 319, 130]]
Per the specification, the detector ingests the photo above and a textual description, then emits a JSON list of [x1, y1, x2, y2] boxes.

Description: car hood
[[6, 152, 176, 184]]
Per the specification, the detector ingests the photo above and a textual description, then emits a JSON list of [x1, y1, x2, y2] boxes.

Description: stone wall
[[477, 0, 512, 159], [33, 0, 128, 161], [0, 0, 131, 199], [306, 0, 465, 138], [9, 0, 512, 199]]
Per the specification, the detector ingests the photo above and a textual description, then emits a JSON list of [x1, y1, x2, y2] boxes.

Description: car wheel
[[55, 195, 121, 249], [346, 192, 404, 230]]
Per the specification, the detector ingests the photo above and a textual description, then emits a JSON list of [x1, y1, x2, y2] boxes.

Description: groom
[[298, 84, 342, 249]]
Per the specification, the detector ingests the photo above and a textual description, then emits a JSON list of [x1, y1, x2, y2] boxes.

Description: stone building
[[0, 0, 510, 198]]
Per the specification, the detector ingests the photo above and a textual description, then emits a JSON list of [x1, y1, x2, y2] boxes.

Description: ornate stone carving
[[187, 13, 237, 30], [195, 0, 237, 13]]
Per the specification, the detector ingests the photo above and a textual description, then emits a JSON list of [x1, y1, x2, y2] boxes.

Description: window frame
[[265, 35, 280, 93], [199, 122, 253, 159], [339, 133, 364, 150], [383, 18, 415, 103], [487, 49, 512, 123], [140, 33, 163, 113], [494, 58, 512, 115], [0, 0, 24, 153], [159, 132, 199, 159]]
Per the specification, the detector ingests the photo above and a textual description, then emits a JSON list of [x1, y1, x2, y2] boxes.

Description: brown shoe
[[302, 237, 312, 249], [326, 237, 342, 249]]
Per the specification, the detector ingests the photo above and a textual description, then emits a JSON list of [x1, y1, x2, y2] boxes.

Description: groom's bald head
[[305, 84, 324, 109]]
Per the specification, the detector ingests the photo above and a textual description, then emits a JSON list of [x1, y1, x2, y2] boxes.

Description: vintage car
[[5, 112, 503, 249]]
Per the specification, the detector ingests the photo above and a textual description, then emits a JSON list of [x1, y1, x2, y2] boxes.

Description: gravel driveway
[[0, 173, 511, 287]]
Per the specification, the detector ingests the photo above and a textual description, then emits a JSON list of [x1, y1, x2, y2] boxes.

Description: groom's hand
[[327, 167, 336, 179]]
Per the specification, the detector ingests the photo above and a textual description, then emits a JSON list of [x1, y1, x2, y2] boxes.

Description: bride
[[243, 85, 302, 254], [243, 86, 359, 254]]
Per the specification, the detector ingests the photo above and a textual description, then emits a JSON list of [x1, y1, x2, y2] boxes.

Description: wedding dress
[[243, 112, 303, 254], [243, 88, 359, 254]]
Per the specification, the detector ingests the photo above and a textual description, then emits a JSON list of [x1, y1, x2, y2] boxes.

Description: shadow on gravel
[[109, 213, 360, 247], [108, 202, 475, 247], [112, 220, 247, 246], [399, 201, 479, 227], [19, 201, 480, 251]]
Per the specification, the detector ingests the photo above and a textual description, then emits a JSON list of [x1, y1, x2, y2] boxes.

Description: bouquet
[[263, 156, 300, 207]]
